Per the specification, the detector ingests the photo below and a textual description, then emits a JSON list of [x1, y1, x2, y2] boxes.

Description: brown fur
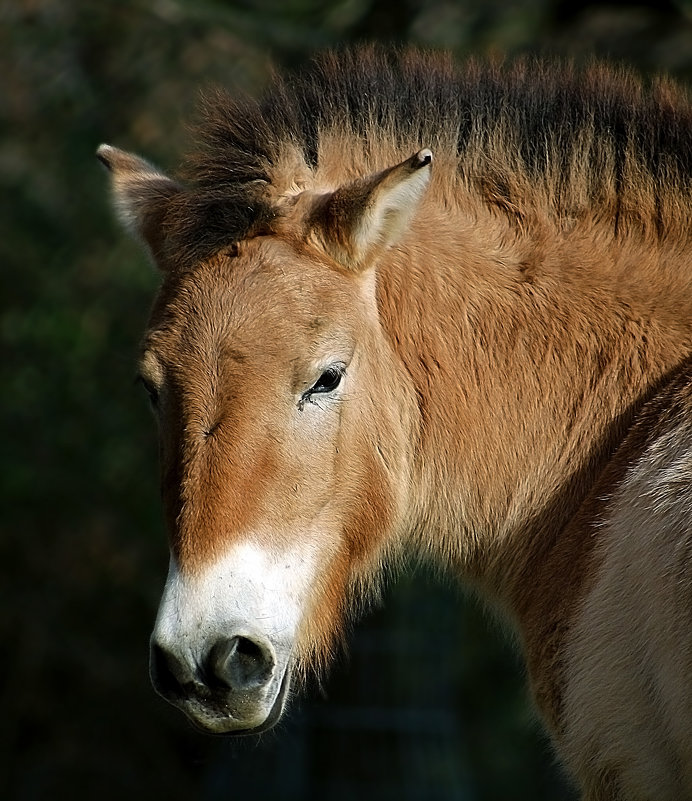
[[101, 47, 692, 798]]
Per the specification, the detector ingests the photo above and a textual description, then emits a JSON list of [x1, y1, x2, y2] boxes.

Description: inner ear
[[309, 149, 433, 271]]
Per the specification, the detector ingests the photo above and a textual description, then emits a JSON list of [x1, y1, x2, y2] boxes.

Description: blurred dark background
[[3, 1, 692, 799]]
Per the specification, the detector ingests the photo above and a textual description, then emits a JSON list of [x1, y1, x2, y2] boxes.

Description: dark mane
[[164, 46, 692, 268]]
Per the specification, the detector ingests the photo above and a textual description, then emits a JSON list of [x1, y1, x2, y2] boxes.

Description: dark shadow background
[[3, 1, 691, 798]]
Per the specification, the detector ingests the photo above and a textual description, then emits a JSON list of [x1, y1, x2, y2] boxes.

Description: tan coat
[[99, 48, 692, 799]]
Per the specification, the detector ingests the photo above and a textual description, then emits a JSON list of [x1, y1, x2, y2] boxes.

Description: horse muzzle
[[149, 633, 291, 735], [148, 543, 316, 734]]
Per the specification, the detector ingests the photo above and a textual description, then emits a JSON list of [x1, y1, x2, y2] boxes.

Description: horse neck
[[376, 196, 692, 592]]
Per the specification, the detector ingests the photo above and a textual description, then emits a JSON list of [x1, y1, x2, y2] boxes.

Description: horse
[[98, 47, 692, 800]]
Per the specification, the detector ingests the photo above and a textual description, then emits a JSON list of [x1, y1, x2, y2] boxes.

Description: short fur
[[101, 47, 692, 800]]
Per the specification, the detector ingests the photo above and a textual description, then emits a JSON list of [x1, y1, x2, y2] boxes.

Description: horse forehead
[[155, 244, 355, 357]]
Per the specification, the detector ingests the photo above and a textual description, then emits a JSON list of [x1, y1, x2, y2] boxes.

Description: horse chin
[[183, 667, 291, 737]]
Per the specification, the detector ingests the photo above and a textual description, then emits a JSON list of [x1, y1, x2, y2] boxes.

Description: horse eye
[[137, 375, 160, 408], [311, 366, 344, 395]]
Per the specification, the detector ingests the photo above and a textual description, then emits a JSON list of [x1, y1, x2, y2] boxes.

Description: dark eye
[[310, 366, 344, 395], [137, 375, 160, 409]]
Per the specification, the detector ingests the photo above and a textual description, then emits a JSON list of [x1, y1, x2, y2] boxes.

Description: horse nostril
[[207, 636, 276, 691], [150, 642, 192, 700]]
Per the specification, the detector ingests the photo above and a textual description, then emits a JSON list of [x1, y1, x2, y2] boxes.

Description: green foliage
[[2, 1, 690, 798]]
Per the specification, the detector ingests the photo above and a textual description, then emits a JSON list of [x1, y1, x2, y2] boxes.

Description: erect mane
[[162, 45, 692, 268]]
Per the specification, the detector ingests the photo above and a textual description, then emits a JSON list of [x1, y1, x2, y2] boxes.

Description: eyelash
[[300, 365, 345, 409]]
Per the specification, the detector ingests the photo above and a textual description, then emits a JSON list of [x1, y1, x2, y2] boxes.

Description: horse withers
[[99, 48, 692, 800]]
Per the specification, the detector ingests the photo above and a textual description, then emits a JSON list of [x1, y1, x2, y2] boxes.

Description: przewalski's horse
[[98, 48, 692, 800]]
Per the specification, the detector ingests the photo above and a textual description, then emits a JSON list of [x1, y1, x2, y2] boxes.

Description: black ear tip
[[414, 148, 433, 169]]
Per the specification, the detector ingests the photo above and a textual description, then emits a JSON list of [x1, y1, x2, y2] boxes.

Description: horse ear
[[97, 144, 181, 268], [309, 149, 432, 270]]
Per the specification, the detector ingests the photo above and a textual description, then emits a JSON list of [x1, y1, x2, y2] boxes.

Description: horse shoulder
[[559, 365, 692, 799]]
